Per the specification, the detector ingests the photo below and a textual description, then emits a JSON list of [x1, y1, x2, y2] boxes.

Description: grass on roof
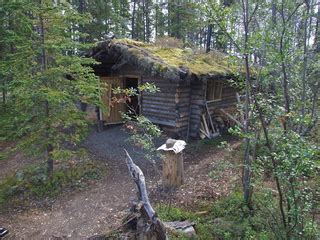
[[114, 39, 235, 76]]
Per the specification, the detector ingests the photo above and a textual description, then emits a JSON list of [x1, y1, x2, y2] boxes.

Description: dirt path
[[1, 174, 134, 239], [0, 126, 241, 239], [0, 126, 162, 239]]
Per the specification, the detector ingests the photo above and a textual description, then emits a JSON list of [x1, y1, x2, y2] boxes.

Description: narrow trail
[[1, 172, 134, 239], [0, 126, 240, 239], [0, 126, 155, 239]]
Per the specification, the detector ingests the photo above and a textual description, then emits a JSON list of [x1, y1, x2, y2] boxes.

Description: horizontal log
[[142, 92, 177, 97], [190, 108, 203, 115], [146, 117, 177, 127], [177, 106, 190, 112], [176, 93, 190, 98], [143, 82, 178, 88], [190, 100, 205, 105], [176, 87, 191, 92], [142, 103, 176, 111], [142, 96, 178, 103], [143, 113, 177, 121], [143, 107, 178, 115], [143, 100, 177, 108]]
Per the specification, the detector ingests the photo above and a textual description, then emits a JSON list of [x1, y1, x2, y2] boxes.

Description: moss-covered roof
[[89, 38, 239, 82]]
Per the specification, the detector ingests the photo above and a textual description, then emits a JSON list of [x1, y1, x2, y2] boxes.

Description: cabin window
[[206, 81, 223, 101]]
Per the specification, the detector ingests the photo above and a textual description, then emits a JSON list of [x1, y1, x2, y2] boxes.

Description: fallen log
[[164, 220, 196, 238]]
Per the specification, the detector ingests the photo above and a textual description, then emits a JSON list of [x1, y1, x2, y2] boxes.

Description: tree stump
[[162, 151, 184, 190], [157, 139, 186, 191]]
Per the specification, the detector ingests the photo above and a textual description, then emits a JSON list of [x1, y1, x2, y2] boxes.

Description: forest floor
[[0, 125, 241, 239]]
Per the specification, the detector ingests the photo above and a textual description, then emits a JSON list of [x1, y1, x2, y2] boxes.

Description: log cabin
[[87, 39, 242, 139]]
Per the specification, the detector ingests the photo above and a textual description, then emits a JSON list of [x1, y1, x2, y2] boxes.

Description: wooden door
[[100, 76, 126, 124]]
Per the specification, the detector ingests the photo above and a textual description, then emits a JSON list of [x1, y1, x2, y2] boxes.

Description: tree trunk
[[40, 8, 54, 176], [299, 0, 310, 133], [206, 24, 213, 53], [241, 0, 252, 210], [2, 81, 6, 108], [131, 0, 136, 39], [142, 0, 146, 42]]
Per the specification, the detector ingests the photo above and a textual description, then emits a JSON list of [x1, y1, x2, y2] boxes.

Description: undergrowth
[[156, 191, 319, 239], [0, 160, 104, 211], [186, 132, 237, 154]]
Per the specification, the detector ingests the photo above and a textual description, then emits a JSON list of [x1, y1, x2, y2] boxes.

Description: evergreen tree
[[154, 2, 166, 38], [72, 0, 130, 41], [1, 1, 101, 175]]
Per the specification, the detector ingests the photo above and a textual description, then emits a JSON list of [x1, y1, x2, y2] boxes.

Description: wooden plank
[[202, 114, 210, 137], [205, 101, 216, 133]]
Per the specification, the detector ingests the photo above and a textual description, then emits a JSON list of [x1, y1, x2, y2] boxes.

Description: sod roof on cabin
[[90, 38, 240, 82]]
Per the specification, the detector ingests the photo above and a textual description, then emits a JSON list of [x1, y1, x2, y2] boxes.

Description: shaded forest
[[0, 0, 319, 239]]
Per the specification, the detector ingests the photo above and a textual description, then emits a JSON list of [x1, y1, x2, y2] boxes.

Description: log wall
[[207, 84, 238, 122], [98, 66, 238, 139], [141, 77, 181, 136], [188, 81, 206, 138]]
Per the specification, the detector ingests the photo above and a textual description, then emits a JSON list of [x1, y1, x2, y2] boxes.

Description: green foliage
[[156, 192, 278, 240], [205, 1, 320, 239], [157, 190, 320, 239], [0, 160, 103, 210], [167, 1, 203, 43], [0, 2, 102, 173], [157, 204, 197, 222], [72, 0, 130, 40]]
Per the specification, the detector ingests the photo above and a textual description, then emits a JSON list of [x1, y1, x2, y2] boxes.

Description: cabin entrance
[[125, 77, 140, 116], [100, 76, 140, 125]]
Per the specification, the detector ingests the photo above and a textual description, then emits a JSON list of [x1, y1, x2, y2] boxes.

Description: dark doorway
[[125, 78, 140, 116]]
